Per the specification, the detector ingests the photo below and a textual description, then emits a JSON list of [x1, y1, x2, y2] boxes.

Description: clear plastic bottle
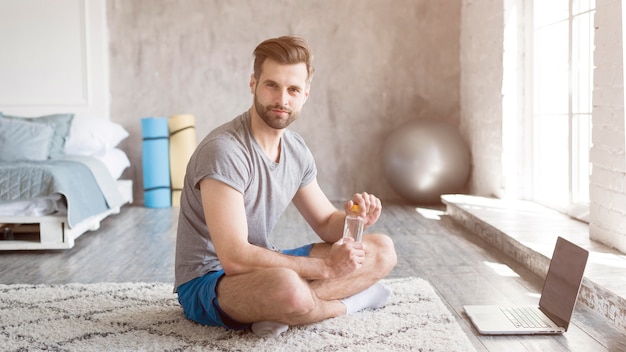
[[343, 204, 364, 242]]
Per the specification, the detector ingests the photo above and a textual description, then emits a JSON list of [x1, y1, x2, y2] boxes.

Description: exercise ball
[[382, 119, 471, 204]]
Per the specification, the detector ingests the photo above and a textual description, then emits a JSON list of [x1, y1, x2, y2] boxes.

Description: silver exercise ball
[[382, 119, 471, 204]]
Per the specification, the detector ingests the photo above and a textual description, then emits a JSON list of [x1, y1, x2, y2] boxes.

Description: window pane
[[535, 0, 568, 27], [534, 22, 569, 116], [531, 0, 594, 213], [533, 115, 570, 208]]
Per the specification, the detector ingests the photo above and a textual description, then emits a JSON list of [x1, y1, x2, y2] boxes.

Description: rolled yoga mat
[[168, 114, 197, 207], [141, 117, 171, 208]]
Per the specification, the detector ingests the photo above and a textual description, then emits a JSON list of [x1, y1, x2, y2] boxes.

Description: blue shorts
[[177, 243, 313, 329]]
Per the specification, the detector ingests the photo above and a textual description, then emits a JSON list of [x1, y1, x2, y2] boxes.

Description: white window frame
[[525, 0, 594, 222]]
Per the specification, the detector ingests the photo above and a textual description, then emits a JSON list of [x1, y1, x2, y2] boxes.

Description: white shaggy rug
[[0, 277, 476, 352]]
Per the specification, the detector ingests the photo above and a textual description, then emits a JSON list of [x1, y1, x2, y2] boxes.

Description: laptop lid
[[537, 236, 589, 331]]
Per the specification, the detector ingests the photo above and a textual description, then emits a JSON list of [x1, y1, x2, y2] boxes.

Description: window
[[531, 0, 595, 219]]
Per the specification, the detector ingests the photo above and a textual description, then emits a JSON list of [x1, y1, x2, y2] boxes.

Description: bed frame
[[0, 180, 133, 250]]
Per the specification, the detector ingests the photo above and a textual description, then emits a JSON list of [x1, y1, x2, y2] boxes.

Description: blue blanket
[[0, 157, 125, 228]]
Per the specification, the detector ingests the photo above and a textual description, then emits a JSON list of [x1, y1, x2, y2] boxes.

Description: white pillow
[[93, 148, 131, 179], [64, 118, 129, 156]]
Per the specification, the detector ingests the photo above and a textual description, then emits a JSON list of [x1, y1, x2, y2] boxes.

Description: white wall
[[0, 0, 109, 120]]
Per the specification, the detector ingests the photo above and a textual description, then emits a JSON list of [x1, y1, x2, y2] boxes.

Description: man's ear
[[249, 74, 256, 94], [303, 87, 310, 104]]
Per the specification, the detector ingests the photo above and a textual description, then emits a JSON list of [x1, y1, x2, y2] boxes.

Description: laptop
[[464, 236, 589, 335]]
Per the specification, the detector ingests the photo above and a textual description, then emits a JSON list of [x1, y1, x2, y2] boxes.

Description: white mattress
[[0, 149, 130, 217]]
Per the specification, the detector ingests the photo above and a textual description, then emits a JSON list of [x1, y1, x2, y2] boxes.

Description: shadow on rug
[[0, 277, 476, 351]]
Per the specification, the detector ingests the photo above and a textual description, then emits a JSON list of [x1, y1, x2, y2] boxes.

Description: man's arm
[[292, 179, 383, 243], [200, 178, 363, 279], [291, 179, 346, 243]]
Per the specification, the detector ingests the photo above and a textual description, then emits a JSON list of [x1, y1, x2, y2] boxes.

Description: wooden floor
[[0, 203, 624, 351]]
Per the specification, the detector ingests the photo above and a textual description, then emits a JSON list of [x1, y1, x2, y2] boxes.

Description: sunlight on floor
[[588, 252, 626, 269], [415, 207, 445, 220], [483, 261, 520, 278]]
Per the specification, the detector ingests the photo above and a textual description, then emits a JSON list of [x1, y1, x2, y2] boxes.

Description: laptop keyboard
[[501, 307, 554, 328]]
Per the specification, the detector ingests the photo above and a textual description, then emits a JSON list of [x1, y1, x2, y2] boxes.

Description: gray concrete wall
[[459, 0, 504, 198], [107, 0, 461, 203]]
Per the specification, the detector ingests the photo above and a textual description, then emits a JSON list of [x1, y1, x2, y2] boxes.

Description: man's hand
[[344, 192, 382, 227], [324, 237, 366, 279]]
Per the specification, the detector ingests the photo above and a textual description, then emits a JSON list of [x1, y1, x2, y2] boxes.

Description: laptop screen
[[539, 237, 589, 330]]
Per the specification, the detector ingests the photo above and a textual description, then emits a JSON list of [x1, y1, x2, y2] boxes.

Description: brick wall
[[590, 0, 626, 252]]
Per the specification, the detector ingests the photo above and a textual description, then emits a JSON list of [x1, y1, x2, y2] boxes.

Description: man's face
[[250, 59, 310, 130]]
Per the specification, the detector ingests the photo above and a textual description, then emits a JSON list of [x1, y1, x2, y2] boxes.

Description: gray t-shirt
[[174, 111, 317, 289]]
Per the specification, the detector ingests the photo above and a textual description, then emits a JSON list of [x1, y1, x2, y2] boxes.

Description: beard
[[254, 94, 300, 130]]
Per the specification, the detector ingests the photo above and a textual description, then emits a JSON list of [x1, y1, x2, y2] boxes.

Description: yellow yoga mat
[[168, 114, 197, 207]]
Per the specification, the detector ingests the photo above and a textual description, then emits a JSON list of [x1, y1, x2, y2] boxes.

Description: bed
[[0, 113, 133, 250]]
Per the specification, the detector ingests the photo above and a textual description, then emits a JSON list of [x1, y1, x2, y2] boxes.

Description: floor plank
[[0, 203, 623, 351]]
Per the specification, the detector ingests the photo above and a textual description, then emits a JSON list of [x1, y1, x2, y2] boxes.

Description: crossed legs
[[216, 233, 397, 335]]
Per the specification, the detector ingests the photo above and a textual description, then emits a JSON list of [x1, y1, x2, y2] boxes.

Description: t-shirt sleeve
[[191, 136, 250, 194]]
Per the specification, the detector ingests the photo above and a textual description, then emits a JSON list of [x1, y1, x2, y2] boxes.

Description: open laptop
[[464, 236, 589, 335]]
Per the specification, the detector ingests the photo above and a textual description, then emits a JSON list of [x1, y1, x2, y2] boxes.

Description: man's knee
[[264, 268, 317, 317], [366, 233, 397, 276]]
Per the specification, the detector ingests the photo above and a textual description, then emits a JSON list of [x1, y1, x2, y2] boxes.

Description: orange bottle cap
[[350, 204, 361, 213]]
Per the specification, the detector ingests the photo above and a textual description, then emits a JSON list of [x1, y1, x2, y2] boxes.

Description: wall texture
[[459, 0, 504, 197], [590, 0, 626, 252], [107, 0, 462, 203]]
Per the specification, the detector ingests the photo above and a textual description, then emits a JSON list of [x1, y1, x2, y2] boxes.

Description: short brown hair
[[253, 36, 315, 85]]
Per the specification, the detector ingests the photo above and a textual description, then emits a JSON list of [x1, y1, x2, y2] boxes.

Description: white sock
[[340, 283, 392, 314], [251, 321, 289, 338]]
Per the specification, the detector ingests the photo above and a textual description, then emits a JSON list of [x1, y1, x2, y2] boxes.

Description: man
[[175, 35, 397, 338]]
